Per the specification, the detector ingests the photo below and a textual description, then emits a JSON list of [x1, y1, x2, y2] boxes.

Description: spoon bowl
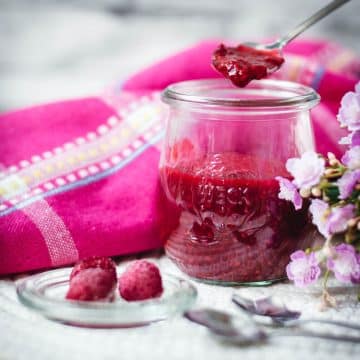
[[185, 309, 267, 345], [232, 293, 360, 331], [232, 294, 301, 323]]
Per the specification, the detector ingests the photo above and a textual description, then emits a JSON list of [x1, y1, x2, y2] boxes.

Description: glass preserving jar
[[160, 79, 320, 285]]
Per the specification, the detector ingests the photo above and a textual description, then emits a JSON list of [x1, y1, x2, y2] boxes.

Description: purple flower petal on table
[[337, 91, 360, 132], [337, 169, 360, 199], [286, 152, 325, 190], [286, 250, 321, 287], [309, 199, 330, 239], [342, 146, 360, 170], [327, 244, 360, 283], [326, 204, 355, 234], [275, 176, 303, 210]]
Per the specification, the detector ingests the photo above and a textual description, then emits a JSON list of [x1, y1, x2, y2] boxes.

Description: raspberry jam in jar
[[160, 79, 320, 285]]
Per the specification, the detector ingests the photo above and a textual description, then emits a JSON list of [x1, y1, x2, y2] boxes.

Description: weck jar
[[159, 79, 320, 285]]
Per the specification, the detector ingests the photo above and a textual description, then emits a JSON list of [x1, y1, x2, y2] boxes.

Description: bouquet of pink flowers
[[276, 82, 360, 307]]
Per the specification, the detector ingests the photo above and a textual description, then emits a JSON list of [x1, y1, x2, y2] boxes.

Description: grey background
[[0, 0, 359, 112]]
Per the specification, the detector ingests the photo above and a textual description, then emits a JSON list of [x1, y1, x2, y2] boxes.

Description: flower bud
[[327, 152, 340, 167], [311, 187, 322, 197], [348, 218, 357, 227], [322, 246, 333, 258], [324, 168, 341, 178], [300, 188, 311, 198], [327, 152, 336, 161]]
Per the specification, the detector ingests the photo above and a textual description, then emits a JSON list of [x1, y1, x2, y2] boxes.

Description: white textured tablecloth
[[0, 254, 359, 360]]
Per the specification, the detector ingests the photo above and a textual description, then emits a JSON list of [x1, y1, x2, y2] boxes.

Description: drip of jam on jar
[[212, 44, 285, 87], [161, 152, 310, 283]]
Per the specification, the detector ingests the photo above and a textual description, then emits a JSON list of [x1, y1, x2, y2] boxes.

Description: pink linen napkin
[[0, 39, 359, 275]]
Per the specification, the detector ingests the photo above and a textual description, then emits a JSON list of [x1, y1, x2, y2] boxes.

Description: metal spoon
[[232, 293, 360, 332], [245, 0, 351, 54], [185, 308, 266, 345], [212, 0, 351, 87], [185, 309, 360, 345]]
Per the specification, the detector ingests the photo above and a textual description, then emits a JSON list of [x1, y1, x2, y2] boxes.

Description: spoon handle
[[288, 318, 360, 332], [275, 0, 351, 49], [272, 329, 360, 343]]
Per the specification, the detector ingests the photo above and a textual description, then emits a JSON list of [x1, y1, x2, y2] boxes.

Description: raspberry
[[70, 256, 117, 283], [66, 268, 116, 301], [118, 260, 163, 301]]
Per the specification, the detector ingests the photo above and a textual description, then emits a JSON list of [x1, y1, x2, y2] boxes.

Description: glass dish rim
[[16, 267, 197, 327], [162, 78, 320, 109]]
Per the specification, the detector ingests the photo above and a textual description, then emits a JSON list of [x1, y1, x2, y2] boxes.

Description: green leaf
[[324, 186, 340, 204]]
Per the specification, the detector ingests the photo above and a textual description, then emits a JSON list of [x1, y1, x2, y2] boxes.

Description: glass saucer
[[16, 267, 197, 328]]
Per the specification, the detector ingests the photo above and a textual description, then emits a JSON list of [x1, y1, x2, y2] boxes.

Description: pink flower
[[275, 176, 303, 210], [351, 253, 360, 284], [309, 199, 330, 239], [342, 146, 360, 170], [327, 244, 360, 283], [337, 169, 360, 199], [286, 250, 321, 287], [352, 130, 360, 146], [337, 84, 360, 132], [326, 204, 355, 235], [286, 151, 325, 190], [339, 130, 360, 146], [309, 201, 354, 239]]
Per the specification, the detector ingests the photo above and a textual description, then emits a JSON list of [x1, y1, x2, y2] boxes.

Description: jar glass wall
[[159, 79, 320, 285]]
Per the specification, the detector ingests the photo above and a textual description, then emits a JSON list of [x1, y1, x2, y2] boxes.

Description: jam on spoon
[[212, 44, 284, 87], [212, 0, 350, 87]]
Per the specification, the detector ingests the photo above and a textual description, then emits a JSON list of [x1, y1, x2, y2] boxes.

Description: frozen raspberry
[[119, 260, 163, 301], [66, 268, 116, 301], [70, 256, 117, 283]]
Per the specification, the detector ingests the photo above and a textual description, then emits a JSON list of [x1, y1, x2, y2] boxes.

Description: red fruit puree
[[161, 152, 310, 283], [212, 44, 284, 87]]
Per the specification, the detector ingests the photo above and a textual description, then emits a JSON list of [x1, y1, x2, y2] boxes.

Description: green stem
[[323, 269, 330, 291]]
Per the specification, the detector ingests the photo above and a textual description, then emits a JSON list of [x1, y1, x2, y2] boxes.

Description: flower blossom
[[286, 250, 321, 287], [338, 130, 360, 146], [327, 244, 360, 283], [342, 146, 360, 170], [275, 176, 303, 210], [326, 204, 355, 235], [309, 199, 330, 239], [351, 130, 360, 146], [286, 151, 325, 190], [337, 83, 360, 131], [337, 169, 360, 199], [351, 253, 360, 284]]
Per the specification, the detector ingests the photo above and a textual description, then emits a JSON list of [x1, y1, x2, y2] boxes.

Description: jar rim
[[162, 79, 320, 109]]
